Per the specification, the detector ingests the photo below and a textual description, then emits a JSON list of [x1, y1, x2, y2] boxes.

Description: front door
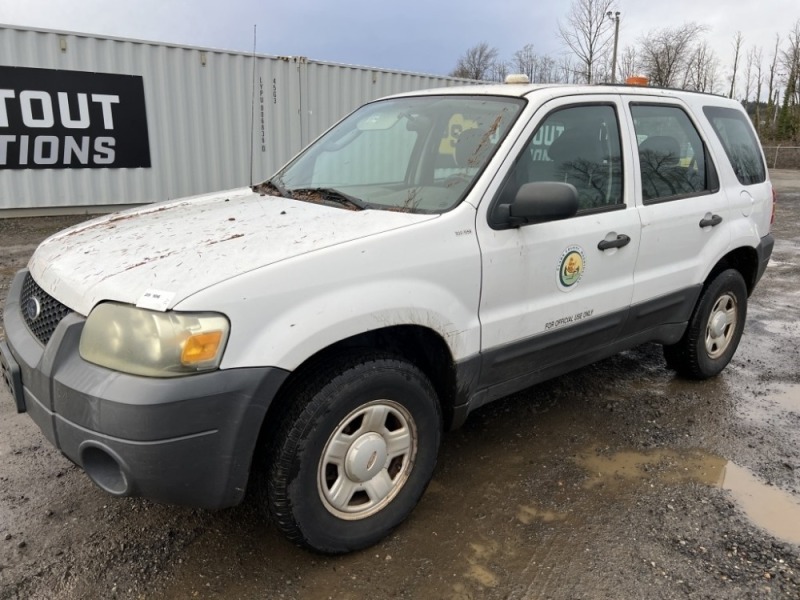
[[476, 96, 641, 402]]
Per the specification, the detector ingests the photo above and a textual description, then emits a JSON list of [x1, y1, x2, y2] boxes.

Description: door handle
[[699, 214, 723, 228], [597, 234, 631, 251]]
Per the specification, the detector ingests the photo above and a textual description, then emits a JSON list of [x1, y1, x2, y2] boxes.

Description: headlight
[[79, 302, 230, 377]]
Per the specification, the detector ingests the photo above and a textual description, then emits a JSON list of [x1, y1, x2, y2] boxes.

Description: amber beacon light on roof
[[626, 76, 650, 86]]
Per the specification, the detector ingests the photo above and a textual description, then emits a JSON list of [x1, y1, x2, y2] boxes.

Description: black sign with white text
[[0, 66, 151, 169]]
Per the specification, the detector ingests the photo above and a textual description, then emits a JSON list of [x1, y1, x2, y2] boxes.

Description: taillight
[[771, 186, 777, 227]]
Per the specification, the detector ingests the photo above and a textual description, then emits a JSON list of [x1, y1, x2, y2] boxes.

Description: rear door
[[622, 99, 731, 329]]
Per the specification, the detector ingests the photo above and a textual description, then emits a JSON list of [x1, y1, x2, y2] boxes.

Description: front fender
[[229, 278, 480, 370], [176, 212, 482, 371]]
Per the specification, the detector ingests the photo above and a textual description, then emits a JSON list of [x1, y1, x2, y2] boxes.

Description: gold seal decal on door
[[557, 246, 586, 292]]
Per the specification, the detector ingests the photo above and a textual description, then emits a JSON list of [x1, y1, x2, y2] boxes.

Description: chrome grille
[[20, 273, 71, 345]]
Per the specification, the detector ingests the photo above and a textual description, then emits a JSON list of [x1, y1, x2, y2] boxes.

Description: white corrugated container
[[0, 24, 472, 214]]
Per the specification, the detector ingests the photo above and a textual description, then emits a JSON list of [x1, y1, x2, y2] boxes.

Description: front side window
[[630, 104, 716, 203], [266, 95, 523, 214], [496, 104, 624, 213], [703, 106, 766, 185]]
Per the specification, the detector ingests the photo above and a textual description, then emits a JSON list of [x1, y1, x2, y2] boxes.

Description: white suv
[[0, 82, 774, 553]]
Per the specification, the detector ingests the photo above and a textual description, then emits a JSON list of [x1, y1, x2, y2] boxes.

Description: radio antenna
[[249, 24, 257, 186]]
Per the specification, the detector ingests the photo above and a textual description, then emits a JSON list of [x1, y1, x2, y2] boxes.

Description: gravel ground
[[1, 171, 799, 599]]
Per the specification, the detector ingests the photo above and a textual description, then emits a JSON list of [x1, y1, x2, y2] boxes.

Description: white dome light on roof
[[505, 74, 530, 84]]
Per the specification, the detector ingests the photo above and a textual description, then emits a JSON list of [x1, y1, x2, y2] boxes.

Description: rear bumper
[[754, 232, 774, 289], [1, 269, 289, 509]]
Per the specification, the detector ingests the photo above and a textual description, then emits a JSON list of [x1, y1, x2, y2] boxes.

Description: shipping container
[[0, 24, 471, 214]]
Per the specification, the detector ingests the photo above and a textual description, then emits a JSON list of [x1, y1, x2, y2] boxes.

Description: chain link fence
[[762, 146, 800, 170]]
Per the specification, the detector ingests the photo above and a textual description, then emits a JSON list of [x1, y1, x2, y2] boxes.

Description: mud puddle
[[156, 442, 799, 599], [577, 447, 800, 546]]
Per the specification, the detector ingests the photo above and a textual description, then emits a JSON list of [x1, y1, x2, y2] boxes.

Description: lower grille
[[20, 272, 72, 345]]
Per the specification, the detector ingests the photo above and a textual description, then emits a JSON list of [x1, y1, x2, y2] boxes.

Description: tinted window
[[497, 104, 624, 212], [630, 104, 715, 203], [703, 106, 766, 185]]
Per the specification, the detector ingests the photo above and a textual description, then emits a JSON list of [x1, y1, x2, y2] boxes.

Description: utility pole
[[607, 11, 621, 84]]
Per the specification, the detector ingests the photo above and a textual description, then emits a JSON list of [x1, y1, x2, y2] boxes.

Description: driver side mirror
[[494, 182, 579, 228]]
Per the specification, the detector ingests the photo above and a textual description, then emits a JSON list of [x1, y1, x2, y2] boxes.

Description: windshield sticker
[[136, 289, 175, 312], [557, 246, 586, 292], [439, 114, 479, 156]]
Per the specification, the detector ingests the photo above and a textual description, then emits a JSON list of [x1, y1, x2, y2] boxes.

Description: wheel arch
[[707, 246, 759, 296], [252, 325, 459, 469]]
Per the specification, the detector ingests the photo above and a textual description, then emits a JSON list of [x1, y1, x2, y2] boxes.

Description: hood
[[29, 187, 435, 316]]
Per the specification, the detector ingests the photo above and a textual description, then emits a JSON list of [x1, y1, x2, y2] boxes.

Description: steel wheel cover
[[318, 400, 417, 520], [705, 293, 738, 359]]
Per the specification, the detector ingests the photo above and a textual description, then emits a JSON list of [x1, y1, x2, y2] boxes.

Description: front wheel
[[663, 268, 748, 379], [266, 353, 441, 553]]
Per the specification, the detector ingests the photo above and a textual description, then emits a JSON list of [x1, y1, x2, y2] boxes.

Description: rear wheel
[[663, 269, 747, 379], [265, 353, 441, 553]]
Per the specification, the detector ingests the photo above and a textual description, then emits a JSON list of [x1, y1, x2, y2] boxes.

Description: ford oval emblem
[[25, 296, 42, 322]]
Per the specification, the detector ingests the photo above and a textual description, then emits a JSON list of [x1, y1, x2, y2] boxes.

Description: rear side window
[[703, 106, 766, 185], [630, 104, 716, 203]]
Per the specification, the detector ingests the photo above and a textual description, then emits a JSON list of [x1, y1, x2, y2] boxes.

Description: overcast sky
[[1, 1, 798, 80]]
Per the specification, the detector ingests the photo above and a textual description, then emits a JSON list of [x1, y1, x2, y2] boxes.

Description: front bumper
[[1, 269, 289, 509]]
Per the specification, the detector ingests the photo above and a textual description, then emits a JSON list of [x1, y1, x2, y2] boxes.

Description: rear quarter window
[[702, 106, 766, 185]]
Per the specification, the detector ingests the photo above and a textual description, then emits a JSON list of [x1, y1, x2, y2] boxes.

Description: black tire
[[266, 352, 441, 554], [663, 269, 747, 380]]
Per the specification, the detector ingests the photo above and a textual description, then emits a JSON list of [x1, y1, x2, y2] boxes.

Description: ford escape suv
[[1, 81, 774, 553]]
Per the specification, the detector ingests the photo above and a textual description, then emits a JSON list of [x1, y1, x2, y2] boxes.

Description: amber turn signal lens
[[181, 331, 223, 365]]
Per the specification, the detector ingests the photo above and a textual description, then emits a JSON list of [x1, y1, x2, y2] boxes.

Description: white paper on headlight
[[136, 289, 176, 311]]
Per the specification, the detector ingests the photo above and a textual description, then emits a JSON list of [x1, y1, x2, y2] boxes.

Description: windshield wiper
[[252, 178, 291, 198], [289, 187, 368, 211]]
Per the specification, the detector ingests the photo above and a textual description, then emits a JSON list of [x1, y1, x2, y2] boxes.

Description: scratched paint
[[27, 189, 434, 316]]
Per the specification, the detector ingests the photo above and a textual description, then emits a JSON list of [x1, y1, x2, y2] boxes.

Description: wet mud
[[1, 171, 799, 599]]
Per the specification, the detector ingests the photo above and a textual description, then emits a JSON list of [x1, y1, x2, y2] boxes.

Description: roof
[[390, 82, 737, 105]]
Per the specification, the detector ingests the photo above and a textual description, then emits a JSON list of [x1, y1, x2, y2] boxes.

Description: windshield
[[261, 95, 524, 214]]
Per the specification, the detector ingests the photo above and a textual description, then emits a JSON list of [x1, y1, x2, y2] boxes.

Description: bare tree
[[753, 47, 764, 131], [766, 35, 781, 131], [707, 61, 721, 95], [684, 43, 718, 93], [777, 58, 798, 139], [558, 0, 616, 83], [513, 44, 538, 82], [537, 55, 559, 83], [729, 31, 744, 99], [450, 43, 499, 80], [558, 54, 578, 83], [489, 60, 511, 83], [509, 45, 564, 83], [777, 21, 800, 139], [638, 23, 706, 88], [743, 46, 758, 105], [617, 46, 639, 82], [788, 22, 800, 107]]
